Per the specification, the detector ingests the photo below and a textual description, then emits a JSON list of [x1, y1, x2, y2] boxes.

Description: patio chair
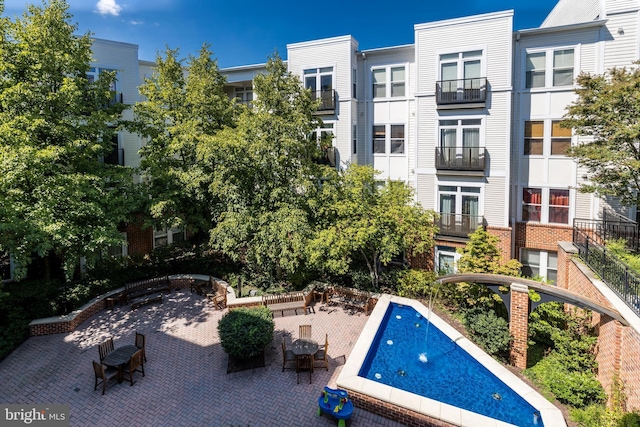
[[299, 324, 312, 340], [297, 354, 312, 384], [135, 332, 147, 362], [314, 334, 329, 371], [281, 337, 297, 372], [92, 361, 119, 395], [122, 349, 145, 386], [98, 338, 114, 362]]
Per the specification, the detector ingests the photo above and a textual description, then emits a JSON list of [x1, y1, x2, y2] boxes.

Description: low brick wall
[[557, 242, 640, 411], [28, 274, 235, 336], [345, 389, 457, 427]]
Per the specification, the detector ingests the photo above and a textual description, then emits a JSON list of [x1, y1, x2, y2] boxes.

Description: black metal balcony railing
[[437, 213, 484, 238], [573, 227, 640, 318], [104, 148, 124, 166], [436, 77, 487, 105], [435, 146, 486, 171], [311, 89, 336, 112]]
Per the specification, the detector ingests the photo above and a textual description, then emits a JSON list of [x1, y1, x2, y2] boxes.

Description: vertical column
[[509, 283, 530, 369]]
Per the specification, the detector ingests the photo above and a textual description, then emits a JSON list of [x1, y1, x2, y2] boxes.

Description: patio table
[[103, 344, 139, 383]]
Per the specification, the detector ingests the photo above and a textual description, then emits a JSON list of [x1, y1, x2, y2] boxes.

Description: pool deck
[[338, 295, 567, 427], [0, 290, 405, 427]]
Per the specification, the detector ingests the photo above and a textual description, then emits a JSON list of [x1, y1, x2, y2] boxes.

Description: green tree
[[129, 45, 236, 240], [440, 228, 522, 310], [0, 0, 139, 280], [563, 66, 640, 207], [308, 164, 437, 289], [206, 53, 323, 282]]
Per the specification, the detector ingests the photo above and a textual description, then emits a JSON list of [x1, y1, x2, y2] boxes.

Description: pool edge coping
[[336, 294, 567, 427]]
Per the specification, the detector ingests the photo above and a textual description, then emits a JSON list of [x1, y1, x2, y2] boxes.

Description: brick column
[[509, 283, 530, 369]]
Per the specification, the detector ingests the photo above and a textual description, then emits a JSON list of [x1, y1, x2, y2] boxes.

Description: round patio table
[[291, 338, 318, 356]]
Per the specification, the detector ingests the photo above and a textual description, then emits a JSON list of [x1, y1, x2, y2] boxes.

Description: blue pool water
[[359, 303, 543, 427]]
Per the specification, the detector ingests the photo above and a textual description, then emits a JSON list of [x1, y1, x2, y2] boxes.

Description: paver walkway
[[0, 289, 406, 427]]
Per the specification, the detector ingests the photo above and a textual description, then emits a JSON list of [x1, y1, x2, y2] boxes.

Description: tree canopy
[[129, 45, 237, 238], [0, 0, 139, 280], [308, 164, 438, 288], [206, 53, 325, 281], [563, 66, 640, 206]]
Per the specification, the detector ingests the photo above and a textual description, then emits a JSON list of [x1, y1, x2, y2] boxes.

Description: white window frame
[[304, 66, 334, 94], [87, 66, 119, 92], [523, 119, 573, 157], [438, 49, 484, 82], [435, 246, 460, 275], [438, 117, 484, 157], [520, 249, 558, 283], [234, 86, 253, 106], [524, 46, 576, 89], [312, 121, 335, 147], [371, 64, 407, 99], [520, 187, 571, 224], [372, 123, 405, 156], [437, 184, 483, 218], [153, 227, 186, 249]]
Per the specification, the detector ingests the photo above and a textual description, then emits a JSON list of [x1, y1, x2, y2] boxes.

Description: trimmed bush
[[218, 306, 274, 360], [463, 307, 511, 360]]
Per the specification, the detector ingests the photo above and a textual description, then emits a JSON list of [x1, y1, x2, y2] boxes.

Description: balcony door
[[439, 185, 481, 236], [304, 67, 333, 108], [440, 51, 482, 101], [439, 119, 482, 168]]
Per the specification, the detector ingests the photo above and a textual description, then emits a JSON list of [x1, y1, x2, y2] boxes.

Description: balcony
[[435, 146, 485, 173], [437, 213, 485, 239], [311, 89, 336, 114], [435, 77, 486, 108]]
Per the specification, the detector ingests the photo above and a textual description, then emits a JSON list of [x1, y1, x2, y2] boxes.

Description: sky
[[3, 0, 561, 68]]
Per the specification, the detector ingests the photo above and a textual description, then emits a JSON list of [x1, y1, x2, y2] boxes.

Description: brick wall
[[29, 297, 107, 336], [516, 222, 573, 253], [557, 243, 640, 411], [509, 284, 530, 369], [345, 389, 457, 427], [487, 226, 512, 261], [124, 214, 153, 255]]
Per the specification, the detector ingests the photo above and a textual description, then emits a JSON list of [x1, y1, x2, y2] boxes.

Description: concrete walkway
[[0, 289, 406, 427]]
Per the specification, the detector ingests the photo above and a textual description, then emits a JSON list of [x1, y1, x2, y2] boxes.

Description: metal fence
[[573, 227, 640, 317]]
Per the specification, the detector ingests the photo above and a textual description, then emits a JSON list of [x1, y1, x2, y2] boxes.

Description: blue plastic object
[[317, 386, 354, 427]]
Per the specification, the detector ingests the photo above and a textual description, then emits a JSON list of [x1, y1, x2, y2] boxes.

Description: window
[[373, 69, 386, 98], [391, 67, 405, 97], [524, 121, 544, 155], [522, 188, 542, 221], [522, 188, 570, 224], [525, 48, 574, 88], [312, 122, 335, 147], [390, 125, 404, 154], [352, 68, 357, 99], [154, 227, 185, 249], [439, 119, 482, 164], [439, 50, 483, 100], [520, 249, 557, 283], [373, 124, 405, 154], [352, 124, 357, 155], [525, 53, 545, 88], [372, 65, 406, 98], [439, 185, 481, 234], [106, 232, 128, 258], [524, 120, 572, 156], [551, 121, 571, 155], [553, 49, 574, 86], [549, 189, 569, 224], [373, 125, 385, 153], [304, 67, 333, 102], [87, 67, 118, 91], [234, 86, 253, 106], [435, 246, 458, 274]]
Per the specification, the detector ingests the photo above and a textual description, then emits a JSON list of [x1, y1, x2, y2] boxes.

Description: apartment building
[[76, 0, 638, 283]]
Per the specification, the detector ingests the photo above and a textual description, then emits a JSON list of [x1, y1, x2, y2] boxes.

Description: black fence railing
[[435, 146, 486, 171], [573, 227, 640, 318], [436, 77, 487, 105], [574, 216, 639, 252], [436, 213, 484, 238], [310, 89, 336, 111]]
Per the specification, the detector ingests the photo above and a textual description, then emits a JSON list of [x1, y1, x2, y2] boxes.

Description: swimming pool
[[336, 295, 566, 427]]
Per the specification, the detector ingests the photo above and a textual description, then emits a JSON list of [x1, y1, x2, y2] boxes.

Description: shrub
[[463, 307, 511, 360], [397, 269, 437, 299], [218, 306, 274, 360], [527, 353, 606, 408]]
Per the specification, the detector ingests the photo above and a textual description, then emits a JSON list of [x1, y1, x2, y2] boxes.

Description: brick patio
[[0, 290, 405, 427]]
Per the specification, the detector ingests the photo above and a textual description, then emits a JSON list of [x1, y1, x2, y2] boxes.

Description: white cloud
[[130, 20, 144, 26], [96, 0, 122, 16]]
